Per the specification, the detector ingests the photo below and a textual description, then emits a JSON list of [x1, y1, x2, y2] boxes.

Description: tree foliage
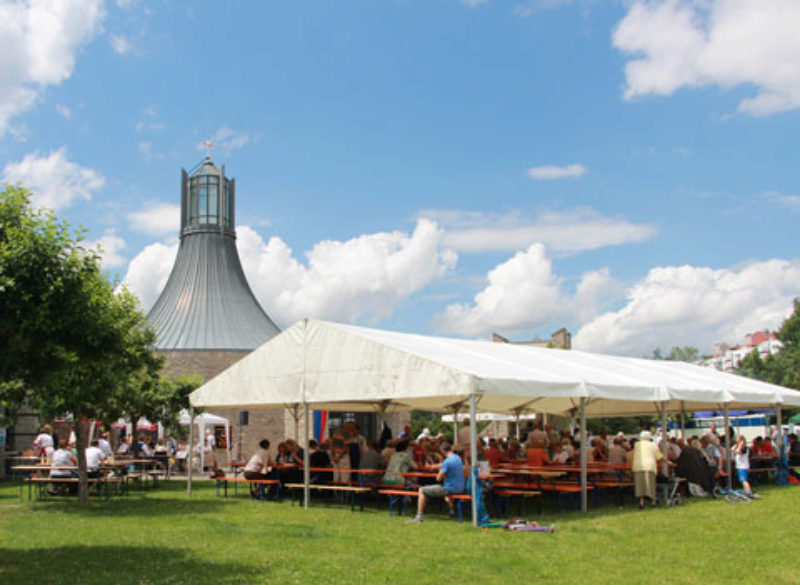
[[0, 185, 176, 502], [737, 298, 800, 391]]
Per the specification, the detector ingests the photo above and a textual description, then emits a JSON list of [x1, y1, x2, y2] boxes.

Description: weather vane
[[204, 137, 215, 159]]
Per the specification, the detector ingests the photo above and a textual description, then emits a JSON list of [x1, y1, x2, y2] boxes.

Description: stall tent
[[189, 319, 800, 524]]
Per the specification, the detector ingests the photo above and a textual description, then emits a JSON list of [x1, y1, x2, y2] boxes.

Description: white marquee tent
[[189, 319, 800, 524]]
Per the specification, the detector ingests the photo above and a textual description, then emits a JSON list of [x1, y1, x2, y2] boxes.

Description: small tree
[[1, 185, 160, 503]]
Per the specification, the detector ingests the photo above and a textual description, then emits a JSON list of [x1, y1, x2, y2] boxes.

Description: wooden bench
[[378, 488, 419, 516], [26, 476, 119, 501], [215, 477, 281, 501], [494, 489, 542, 518], [284, 483, 372, 511]]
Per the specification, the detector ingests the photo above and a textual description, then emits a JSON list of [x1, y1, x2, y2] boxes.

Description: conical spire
[[147, 158, 280, 350]]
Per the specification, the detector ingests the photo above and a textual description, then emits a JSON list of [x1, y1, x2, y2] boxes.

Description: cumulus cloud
[[121, 240, 179, 310], [574, 259, 800, 355], [127, 202, 180, 236], [87, 228, 127, 269], [527, 163, 587, 180], [122, 220, 457, 323], [198, 126, 256, 156], [434, 243, 623, 337], [0, 0, 104, 135], [3, 147, 105, 210], [420, 208, 657, 253], [613, 0, 800, 116], [110, 33, 132, 54]]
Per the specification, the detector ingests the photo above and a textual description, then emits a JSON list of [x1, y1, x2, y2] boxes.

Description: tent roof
[[189, 319, 800, 416]]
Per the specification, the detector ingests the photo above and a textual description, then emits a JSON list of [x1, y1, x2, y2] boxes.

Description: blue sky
[[2, 0, 799, 356]]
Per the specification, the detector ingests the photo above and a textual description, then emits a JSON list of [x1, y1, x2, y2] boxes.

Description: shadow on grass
[[28, 494, 229, 518], [0, 545, 266, 585]]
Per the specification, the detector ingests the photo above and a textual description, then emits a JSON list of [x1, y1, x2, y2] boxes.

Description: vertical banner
[[313, 410, 327, 443]]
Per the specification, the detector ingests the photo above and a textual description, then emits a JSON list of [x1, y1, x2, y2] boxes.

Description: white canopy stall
[[190, 319, 800, 524]]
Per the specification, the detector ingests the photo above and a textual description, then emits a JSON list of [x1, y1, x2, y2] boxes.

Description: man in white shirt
[[98, 432, 113, 459], [85, 439, 106, 478]]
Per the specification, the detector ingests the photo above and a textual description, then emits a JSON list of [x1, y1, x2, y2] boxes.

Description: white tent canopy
[[190, 319, 800, 416], [179, 410, 231, 454], [189, 319, 800, 523]]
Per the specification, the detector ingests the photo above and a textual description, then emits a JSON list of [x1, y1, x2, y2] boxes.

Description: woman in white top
[[33, 425, 54, 458], [244, 439, 273, 499], [50, 439, 77, 478]]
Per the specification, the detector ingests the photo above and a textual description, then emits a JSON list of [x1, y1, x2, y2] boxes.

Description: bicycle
[[712, 486, 761, 504]]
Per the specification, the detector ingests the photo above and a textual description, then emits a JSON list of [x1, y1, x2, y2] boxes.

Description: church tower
[[147, 151, 280, 378]]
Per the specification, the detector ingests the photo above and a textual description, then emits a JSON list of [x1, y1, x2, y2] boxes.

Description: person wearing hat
[[632, 430, 664, 509]]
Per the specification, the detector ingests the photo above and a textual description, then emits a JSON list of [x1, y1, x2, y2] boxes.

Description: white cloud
[[199, 126, 257, 156], [136, 106, 165, 132], [127, 202, 180, 236], [434, 243, 622, 337], [87, 228, 127, 269], [3, 147, 105, 210], [573, 259, 800, 355], [461, 0, 489, 6], [613, 0, 800, 116], [0, 0, 104, 135], [110, 33, 132, 54], [527, 163, 587, 180], [120, 240, 179, 310], [55, 104, 71, 118], [764, 191, 800, 211], [122, 220, 457, 323], [421, 208, 657, 253]]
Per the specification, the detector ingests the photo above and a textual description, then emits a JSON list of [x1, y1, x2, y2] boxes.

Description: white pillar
[[187, 406, 194, 496], [661, 402, 669, 476], [579, 397, 587, 513], [469, 391, 478, 527], [303, 403, 311, 509]]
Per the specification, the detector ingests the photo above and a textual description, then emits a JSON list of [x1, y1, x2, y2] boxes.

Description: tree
[[1, 185, 160, 502], [736, 299, 800, 391]]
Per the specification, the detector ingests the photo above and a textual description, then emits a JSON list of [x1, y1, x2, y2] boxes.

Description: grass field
[[0, 479, 797, 585]]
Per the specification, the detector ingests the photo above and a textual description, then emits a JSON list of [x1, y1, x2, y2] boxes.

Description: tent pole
[[579, 397, 587, 513], [468, 391, 478, 527], [661, 402, 669, 476], [515, 410, 521, 441], [776, 405, 784, 450], [303, 402, 310, 509], [187, 406, 194, 496], [723, 404, 732, 490], [453, 406, 459, 444], [680, 401, 686, 440]]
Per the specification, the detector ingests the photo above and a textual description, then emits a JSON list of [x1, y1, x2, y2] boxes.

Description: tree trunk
[[131, 415, 140, 458], [74, 417, 89, 504]]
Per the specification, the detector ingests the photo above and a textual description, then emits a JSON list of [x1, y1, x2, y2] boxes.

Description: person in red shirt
[[483, 438, 507, 468], [526, 442, 550, 467]]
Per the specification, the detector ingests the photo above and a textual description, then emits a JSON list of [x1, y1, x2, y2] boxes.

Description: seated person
[[483, 438, 507, 468], [526, 441, 550, 467], [409, 443, 463, 522], [85, 439, 106, 478], [608, 437, 628, 465], [244, 439, 273, 498], [551, 442, 570, 464], [383, 440, 417, 486], [788, 434, 800, 466], [51, 439, 77, 478], [309, 440, 333, 484], [116, 436, 132, 456]]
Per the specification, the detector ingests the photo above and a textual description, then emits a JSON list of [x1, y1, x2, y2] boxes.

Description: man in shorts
[[409, 443, 463, 523]]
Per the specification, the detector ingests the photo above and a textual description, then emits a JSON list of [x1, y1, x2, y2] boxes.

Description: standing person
[[344, 421, 366, 480], [244, 439, 272, 499], [33, 425, 54, 461], [733, 435, 753, 495], [409, 443, 464, 523], [632, 431, 664, 509]]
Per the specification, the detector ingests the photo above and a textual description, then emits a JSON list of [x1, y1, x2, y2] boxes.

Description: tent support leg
[[661, 402, 669, 476], [579, 397, 587, 513], [776, 405, 784, 450], [723, 404, 732, 490], [303, 402, 310, 509], [469, 392, 478, 527], [680, 402, 686, 440], [187, 407, 194, 496]]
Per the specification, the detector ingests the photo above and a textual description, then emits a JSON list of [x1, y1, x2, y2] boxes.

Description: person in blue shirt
[[409, 443, 464, 523]]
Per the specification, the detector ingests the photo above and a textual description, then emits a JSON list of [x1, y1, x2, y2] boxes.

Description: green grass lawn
[[0, 479, 797, 585]]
